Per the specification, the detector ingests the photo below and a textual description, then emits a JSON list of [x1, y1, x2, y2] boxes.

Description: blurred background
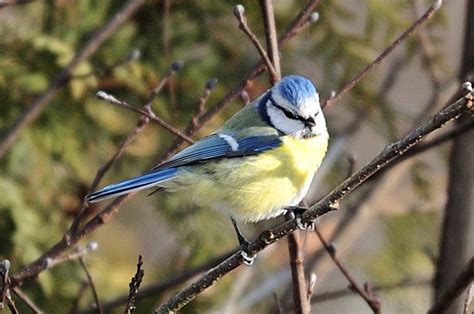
[[0, 0, 472, 313]]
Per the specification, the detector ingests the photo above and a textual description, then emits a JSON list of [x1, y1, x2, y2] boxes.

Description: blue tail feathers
[[86, 168, 177, 203]]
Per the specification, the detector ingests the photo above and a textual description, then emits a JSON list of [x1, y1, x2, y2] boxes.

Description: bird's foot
[[230, 217, 256, 266], [286, 206, 314, 231]]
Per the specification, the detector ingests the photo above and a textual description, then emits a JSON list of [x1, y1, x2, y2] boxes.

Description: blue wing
[[154, 133, 282, 170], [86, 168, 177, 203], [87, 133, 281, 203]]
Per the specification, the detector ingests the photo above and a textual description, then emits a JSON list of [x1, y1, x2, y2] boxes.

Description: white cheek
[[267, 105, 305, 135]]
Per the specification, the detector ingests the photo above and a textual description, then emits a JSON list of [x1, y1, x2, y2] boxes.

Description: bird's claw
[[230, 216, 256, 266], [296, 216, 315, 231], [287, 206, 314, 230], [241, 250, 256, 266]]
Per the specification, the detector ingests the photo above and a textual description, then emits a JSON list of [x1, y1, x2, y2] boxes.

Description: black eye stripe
[[269, 97, 316, 126]]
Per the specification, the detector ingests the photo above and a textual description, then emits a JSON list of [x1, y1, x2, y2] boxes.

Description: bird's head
[[259, 75, 326, 138]]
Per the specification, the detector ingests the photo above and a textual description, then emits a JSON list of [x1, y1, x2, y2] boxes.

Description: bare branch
[[234, 5, 278, 80], [314, 226, 381, 313], [287, 230, 311, 313], [0, 0, 35, 8], [259, 0, 281, 83], [11, 287, 43, 314], [309, 278, 430, 305], [192, 78, 219, 128], [78, 251, 102, 314], [323, 0, 442, 110], [429, 257, 474, 314], [80, 250, 234, 313], [125, 255, 145, 314], [0, 0, 145, 159]]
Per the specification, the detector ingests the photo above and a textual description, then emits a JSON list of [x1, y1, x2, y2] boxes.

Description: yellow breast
[[172, 133, 329, 222]]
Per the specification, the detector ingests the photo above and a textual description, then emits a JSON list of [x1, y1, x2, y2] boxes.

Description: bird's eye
[[269, 99, 299, 120]]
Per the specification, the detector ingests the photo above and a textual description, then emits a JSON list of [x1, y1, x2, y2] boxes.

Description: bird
[[87, 75, 328, 246]]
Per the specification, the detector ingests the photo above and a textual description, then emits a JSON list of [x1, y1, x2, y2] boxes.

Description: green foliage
[[367, 211, 439, 284]]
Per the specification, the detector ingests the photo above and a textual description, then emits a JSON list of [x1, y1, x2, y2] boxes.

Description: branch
[[309, 278, 430, 304], [125, 255, 144, 314], [429, 257, 474, 314], [259, 0, 281, 83], [10, 287, 43, 314], [80, 250, 235, 313], [287, 231, 311, 313], [0, 0, 145, 159], [314, 226, 381, 313], [155, 85, 473, 312], [11, 62, 182, 286], [323, 0, 442, 110], [233, 5, 278, 80], [78, 252, 102, 314]]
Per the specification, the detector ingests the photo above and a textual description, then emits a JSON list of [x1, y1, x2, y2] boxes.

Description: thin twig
[[154, 86, 473, 313], [78, 254, 103, 314], [429, 257, 474, 314], [259, 0, 282, 83], [11, 60, 180, 286], [0, 0, 35, 8], [412, 0, 441, 87], [192, 79, 219, 128], [234, 5, 278, 80], [0, 0, 145, 159], [11, 287, 43, 313], [125, 255, 145, 314], [0, 260, 19, 314], [463, 282, 474, 314], [95, 84, 194, 143], [70, 282, 89, 314], [70, 62, 184, 235], [71, 48, 141, 80], [309, 278, 430, 304], [80, 250, 235, 313], [314, 225, 381, 313], [323, 0, 442, 110], [273, 293, 284, 314], [287, 231, 311, 314]]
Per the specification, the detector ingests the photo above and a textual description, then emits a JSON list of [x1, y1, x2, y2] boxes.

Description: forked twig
[[234, 5, 278, 80]]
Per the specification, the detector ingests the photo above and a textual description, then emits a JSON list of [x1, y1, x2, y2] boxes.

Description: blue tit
[[87, 75, 329, 223]]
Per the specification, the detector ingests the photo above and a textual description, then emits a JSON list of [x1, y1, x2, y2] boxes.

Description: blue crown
[[277, 75, 318, 106]]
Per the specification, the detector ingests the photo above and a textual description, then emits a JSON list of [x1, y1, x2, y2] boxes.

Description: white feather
[[217, 133, 239, 151]]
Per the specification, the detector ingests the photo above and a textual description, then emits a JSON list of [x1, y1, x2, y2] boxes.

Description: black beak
[[304, 116, 316, 127]]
